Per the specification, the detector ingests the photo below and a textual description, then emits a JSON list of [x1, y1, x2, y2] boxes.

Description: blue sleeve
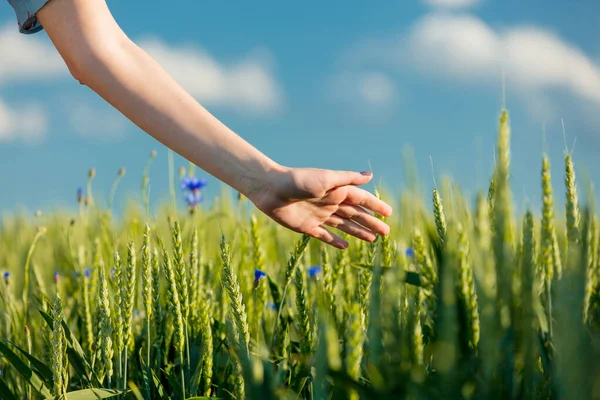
[[7, 0, 52, 35]]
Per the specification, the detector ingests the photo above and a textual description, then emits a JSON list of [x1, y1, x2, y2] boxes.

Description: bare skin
[[36, 0, 392, 249]]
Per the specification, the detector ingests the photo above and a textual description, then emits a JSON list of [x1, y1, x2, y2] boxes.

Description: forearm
[[34, 0, 390, 249], [37, 0, 285, 199], [77, 38, 283, 196]]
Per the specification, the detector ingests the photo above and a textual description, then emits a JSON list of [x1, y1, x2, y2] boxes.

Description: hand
[[248, 167, 393, 249]]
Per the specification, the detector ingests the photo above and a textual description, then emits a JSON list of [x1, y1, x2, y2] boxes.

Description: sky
[[1, 0, 599, 217]]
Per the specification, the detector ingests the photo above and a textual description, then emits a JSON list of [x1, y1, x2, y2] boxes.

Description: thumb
[[327, 170, 373, 188]]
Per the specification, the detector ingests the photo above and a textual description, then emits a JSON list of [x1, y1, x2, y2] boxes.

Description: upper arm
[[36, 0, 129, 80]]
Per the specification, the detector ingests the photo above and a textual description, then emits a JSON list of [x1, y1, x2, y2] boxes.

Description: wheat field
[[1, 109, 599, 399]]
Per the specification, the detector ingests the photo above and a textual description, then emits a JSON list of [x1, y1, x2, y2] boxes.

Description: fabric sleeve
[[7, 0, 52, 35]]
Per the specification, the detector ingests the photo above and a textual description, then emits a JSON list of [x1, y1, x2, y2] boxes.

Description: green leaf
[[8, 340, 53, 387], [44, 388, 127, 400], [0, 340, 52, 398], [296, 376, 310, 396], [162, 368, 184, 399], [127, 381, 145, 400], [267, 275, 282, 308], [188, 358, 203, 395], [138, 347, 151, 399], [39, 309, 100, 387], [0, 377, 19, 400], [150, 369, 169, 400]]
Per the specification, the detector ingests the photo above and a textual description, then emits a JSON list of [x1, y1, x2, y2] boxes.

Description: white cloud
[[408, 14, 498, 79], [329, 71, 397, 107], [0, 23, 283, 115], [138, 38, 284, 114], [0, 97, 47, 143], [336, 12, 600, 127], [406, 13, 600, 105], [358, 72, 396, 105], [0, 23, 68, 83], [69, 103, 129, 142], [423, 0, 481, 9]]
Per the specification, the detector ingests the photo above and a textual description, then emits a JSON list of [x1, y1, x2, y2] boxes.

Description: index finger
[[343, 187, 393, 217]]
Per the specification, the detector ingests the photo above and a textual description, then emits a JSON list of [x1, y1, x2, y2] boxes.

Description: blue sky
[[1, 0, 599, 217]]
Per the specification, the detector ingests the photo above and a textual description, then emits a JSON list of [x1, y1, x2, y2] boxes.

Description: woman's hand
[[248, 167, 392, 249]]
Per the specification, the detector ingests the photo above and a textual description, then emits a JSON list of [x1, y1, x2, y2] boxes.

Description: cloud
[[406, 13, 600, 105], [0, 97, 47, 143], [340, 13, 600, 125], [0, 23, 68, 83], [0, 23, 283, 115], [138, 37, 284, 115], [357, 72, 396, 105], [329, 71, 397, 108], [69, 103, 129, 142], [422, 0, 481, 9]]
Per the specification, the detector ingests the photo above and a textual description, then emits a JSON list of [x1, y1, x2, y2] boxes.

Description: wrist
[[238, 159, 289, 205]]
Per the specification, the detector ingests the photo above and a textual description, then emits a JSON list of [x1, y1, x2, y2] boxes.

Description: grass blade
[[0, 341, 52, 398]]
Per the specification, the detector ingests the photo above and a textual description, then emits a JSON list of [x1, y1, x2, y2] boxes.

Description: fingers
[[325, 170, 373, 189], [335, 203, 390, 236], [344, 186, 393, 217], [324, 214, 377, 242], [309, 226, 349, 249]]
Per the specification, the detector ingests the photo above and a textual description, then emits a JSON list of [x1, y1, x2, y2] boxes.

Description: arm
[[37, 0, 392, 249]]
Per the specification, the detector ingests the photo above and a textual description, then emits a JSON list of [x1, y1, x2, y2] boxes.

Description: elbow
[[62, 37, 130, 87], [63, 49, 101, 87], [63, 48, 109, 87], [65, 59, 87, 85], [60, 41, 98, 86]]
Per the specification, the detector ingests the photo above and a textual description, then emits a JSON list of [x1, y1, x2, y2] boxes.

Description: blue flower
[[3, 272, 9, 283], [405, 247, 415, 258], [180, 175, 207, 211], [73, 271, 80, 278], [180, 176, 207, 192], [134, 309, 140, 317], [254, 269, 267, 282], [77, 188, 83, 203], [267, 302, 277, 311], [54, 271, 60, 282], [308, 265, 322, 278], [84, 268, 92, 278], [185, 191, 203, 207]]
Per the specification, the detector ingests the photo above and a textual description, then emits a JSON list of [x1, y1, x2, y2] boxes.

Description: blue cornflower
[[134, 309, 140, 318], [180, 176, 207, 192], [77, 188, 83, 204], [405, 247, 415, 258], [84, 268, 92, 278], [185, 191, 203, 208], [267, 302, 277, 311], [254, 269, 267, 282], [308, 265, 322, 278], [3, 272, 10, 284], [73, 271, 80, 278], [54, 271, 60, 283], [181, 175, 207, 211]]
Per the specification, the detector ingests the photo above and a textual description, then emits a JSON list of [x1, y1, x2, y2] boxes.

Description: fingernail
[[360, 171, 372, 176]]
